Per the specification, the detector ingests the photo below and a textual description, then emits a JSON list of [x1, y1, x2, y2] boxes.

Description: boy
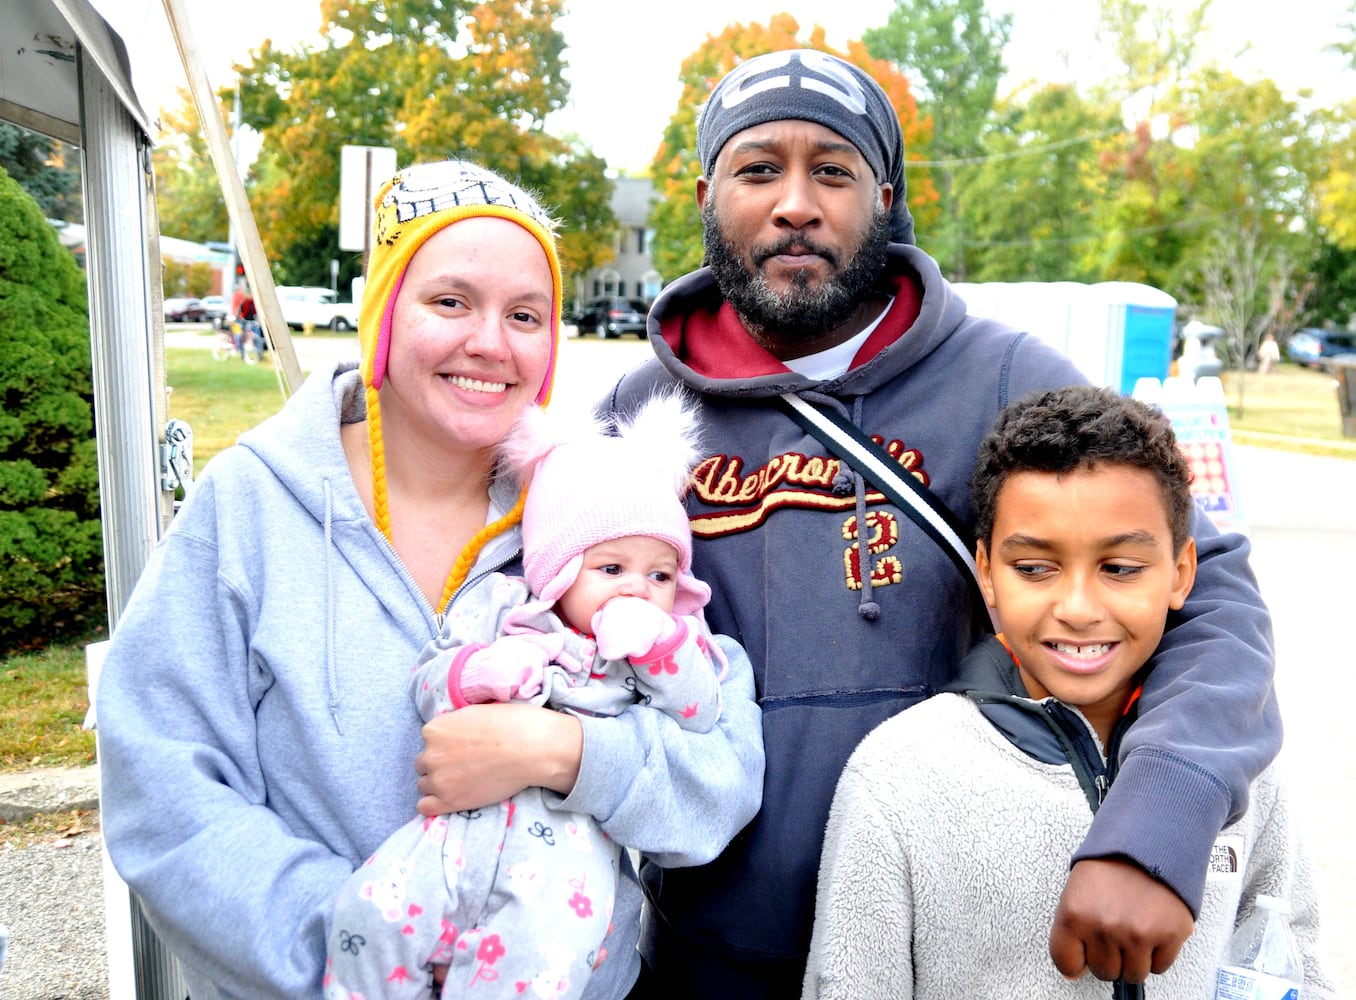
[[802, 384, 1333, 998]]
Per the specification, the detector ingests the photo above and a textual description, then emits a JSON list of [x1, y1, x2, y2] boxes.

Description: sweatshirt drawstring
[[323, 479, 343, 734], [802, 391, 880, 621]]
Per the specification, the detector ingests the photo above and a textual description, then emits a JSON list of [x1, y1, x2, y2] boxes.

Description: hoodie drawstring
[[323, 479, 343, 734], [802, 391, 880, 621]]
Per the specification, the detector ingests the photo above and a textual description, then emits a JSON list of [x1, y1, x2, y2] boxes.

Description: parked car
[[275, 285, 360, 331], [1286, 328, 1356, 370], [163, 296, 207, 322], [572, 296, 648, 338], [201, 294, 228, 325]]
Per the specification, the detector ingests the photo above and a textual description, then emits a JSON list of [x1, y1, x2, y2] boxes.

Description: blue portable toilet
[[953, 280, 1177, 393], [1073, 282, 1177, 393]]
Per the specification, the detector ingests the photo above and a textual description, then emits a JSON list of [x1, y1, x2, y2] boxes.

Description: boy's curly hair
[[970, 385, 1194, 553]]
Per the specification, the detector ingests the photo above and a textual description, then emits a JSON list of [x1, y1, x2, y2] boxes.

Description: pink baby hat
[[503, 391, 711, 616]]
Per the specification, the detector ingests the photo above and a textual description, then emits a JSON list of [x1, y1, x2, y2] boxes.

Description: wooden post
[[161, 0, 304, 394]]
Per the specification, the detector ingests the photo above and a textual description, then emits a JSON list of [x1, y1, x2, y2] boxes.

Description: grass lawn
[[0, 640, 98, 771], [2, 352, 1353, 780], [1221, 362, 1356, 459], [0, 347, 285, 784], [164, 344, 293, 474]]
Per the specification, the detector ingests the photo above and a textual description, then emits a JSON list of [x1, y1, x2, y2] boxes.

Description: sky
[[102, 0, 1353, 173]]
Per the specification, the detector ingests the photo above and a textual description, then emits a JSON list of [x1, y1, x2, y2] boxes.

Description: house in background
[[49, 220, 234, 293], [572, 175, 663, 309]]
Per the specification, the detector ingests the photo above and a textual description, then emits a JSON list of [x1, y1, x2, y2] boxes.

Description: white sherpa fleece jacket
[[802, 694, 1335, 999]]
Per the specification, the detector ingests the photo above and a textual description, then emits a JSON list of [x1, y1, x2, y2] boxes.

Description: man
[[605, 49, 1280, 998]]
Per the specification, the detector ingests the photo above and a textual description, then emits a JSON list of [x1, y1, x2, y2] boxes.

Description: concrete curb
[[0, 764, 99, 823]]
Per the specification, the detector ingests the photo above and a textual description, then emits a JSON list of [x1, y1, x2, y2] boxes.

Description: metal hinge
[[160, 418, 194, 493]]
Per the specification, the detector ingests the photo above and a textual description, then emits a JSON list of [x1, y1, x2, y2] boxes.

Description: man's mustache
[[753, 238, 839, 269]]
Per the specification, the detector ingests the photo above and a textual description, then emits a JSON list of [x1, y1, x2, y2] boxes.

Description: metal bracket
[[160, 418, 194, 493]]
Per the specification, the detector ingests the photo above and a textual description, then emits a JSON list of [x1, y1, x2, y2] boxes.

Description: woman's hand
[[414, 703, 583, 815]]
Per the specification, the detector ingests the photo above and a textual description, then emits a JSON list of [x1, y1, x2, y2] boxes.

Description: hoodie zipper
[[375, 531, 521, 634], [1041, 699, 1119, 814], [1040, 703, 1147, 999]]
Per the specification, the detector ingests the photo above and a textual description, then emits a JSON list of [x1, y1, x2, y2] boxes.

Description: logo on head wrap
[[716, 50, 870, 117]]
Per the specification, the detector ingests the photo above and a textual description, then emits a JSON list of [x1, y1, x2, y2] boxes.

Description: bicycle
[[211, 322, 240, 361], [211, 320, 263, 364]]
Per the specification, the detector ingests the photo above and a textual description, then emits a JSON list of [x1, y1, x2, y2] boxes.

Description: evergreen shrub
[[0, 165, 105, 653]]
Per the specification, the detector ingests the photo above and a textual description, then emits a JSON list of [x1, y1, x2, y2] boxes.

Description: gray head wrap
[[696, 49, 915, 245]]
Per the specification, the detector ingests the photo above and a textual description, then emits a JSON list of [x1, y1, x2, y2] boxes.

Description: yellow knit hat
[[358, 160, 563, 609]]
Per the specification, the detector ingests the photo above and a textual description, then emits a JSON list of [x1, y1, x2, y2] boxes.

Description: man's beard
[[701, 199, 892, 345]]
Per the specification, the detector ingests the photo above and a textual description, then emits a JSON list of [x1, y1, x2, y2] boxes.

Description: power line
[[960, 211, 1232, 250], [905, 128, 1125, 169]]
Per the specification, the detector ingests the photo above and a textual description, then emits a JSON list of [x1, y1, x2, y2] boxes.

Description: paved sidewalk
[[0, 764, 100, 823]]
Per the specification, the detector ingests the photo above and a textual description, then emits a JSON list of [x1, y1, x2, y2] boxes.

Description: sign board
[[339, 145, 398, 252], [1134, 376, 1245, 535]]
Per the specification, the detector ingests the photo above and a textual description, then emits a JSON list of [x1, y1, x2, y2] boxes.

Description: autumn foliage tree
[[237, 0, 615, 292], [646, 15, 932, 284]]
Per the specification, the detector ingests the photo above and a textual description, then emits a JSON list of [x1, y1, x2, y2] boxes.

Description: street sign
[[339, 145, 398, 253]]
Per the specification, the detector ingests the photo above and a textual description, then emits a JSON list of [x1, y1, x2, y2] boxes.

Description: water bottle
[[1214, 894, 1304, 999]]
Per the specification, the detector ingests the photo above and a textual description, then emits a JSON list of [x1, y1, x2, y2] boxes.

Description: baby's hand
[[458, 634, 559, 703], [592, 597, 676, 661]]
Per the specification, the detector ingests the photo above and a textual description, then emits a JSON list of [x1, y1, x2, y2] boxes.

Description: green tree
[[1078, 0, 1224, 291], [1170, 70, 1321, 305], [647, 16, 932, 282], [863, 0, 1011, 278], [0, 166, 104, 654], [0, 122, 81, 222], [237, 0, 613, 292], [1075, 0, 1330, 304], [1197, 223, 1306, 413], [1093, 0, 1211, 102], [152, 88, 231, 244], [1328, 0, 1356, 69], [1307, 241, 1356, 328], [963, 83, 1120, 282], [1118, 66, 1325, 416], [1081, 119, 1195, 288], [1313, 97, 1356, 255]]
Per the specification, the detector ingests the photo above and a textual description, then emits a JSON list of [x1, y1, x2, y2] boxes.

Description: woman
[[97, 160, 764, 999]]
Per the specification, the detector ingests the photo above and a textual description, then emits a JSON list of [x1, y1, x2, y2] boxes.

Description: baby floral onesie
[[325, 573, 724, 999]]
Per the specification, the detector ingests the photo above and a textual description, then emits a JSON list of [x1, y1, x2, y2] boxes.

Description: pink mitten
[[592, 597, 678, 661], [457, 634, 557, 704]]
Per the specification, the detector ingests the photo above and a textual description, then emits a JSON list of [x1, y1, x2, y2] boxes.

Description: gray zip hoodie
[[97, 364, 764, 999]]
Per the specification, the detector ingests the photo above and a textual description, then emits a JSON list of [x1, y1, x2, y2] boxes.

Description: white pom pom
[[614, 389, 703, 497], [499, 404, 606, 484]]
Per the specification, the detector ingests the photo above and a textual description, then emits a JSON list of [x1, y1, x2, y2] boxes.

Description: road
[[166, 327, 1353, 985], [1230, 445, 1354, 986]]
